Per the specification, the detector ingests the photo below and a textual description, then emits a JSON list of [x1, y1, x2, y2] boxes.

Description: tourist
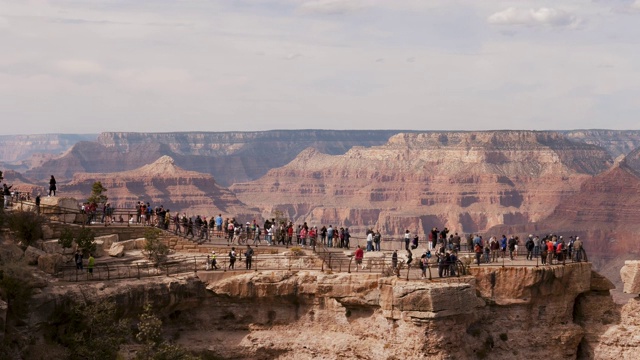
[[574, 237, 583, 262], [508, 236, 517, 260], [373, 229, 380, 251], [533, 235, 541, 259], [420, 252, 428, 279], [75, 250, 83, 270], [500, 235, 507, 258], [526, 235, 534, 260], [404, 230, 411, 250], [320, 225, 327, 245], [411, 234, 419, 250], [211, 251, 219, 270], [2, 183, 12, 208], [245, 245, 254, 270], [344, 227, 351, 249], [215, 214, 223, 237], [355, 245, 364, 270], [229, 247, 237, 269], [87, 253, 95, 276], [48, 175, 57, 196], [327, 225, 334, 248], [449, 251, 457, 276], [490, 236, 499, 263], [299, 226, 308, 248], [266, 224, 273, 245], [406, 249, 413, 267], [431, 227, 438, 250], [366, 230, 373, 252], [546, 238, 555, 265], [474, 242, 483, 266]]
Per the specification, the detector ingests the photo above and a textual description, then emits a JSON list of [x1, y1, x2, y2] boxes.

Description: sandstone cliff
[[231, 131, 613, 236], [61, 155, 257, 218], [24, 262, 611, 359]]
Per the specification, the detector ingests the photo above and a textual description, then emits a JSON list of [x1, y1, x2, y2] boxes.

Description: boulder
[[42, 239, 64, 254], [94, 240, 105, 258], [109, 243, 125, 257], [621, 260, 640, 294], [95, 234, 118, 249], [37, 253, 63, 274], [24, 246, 46, 265], [41, 224, 54, 239], [119, 238, 147, 251], [0, 242, 24, 262], [40, 197, 80, 223]]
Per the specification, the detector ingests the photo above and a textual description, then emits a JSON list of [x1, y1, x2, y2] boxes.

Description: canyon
[[4, 224, 640, 360]]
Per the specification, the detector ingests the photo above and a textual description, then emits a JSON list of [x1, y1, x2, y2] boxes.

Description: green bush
[[75, 228, 96, 255], [58, 227, 75, 249], [143, 228, 168, 265], [6, 211, 44, 246]]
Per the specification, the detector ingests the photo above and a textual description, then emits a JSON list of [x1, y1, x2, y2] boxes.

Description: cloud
[[55, 60, 104, 75], [285, 52, 302, 60], [297, 0, 367, 15], [488, 7, 581, 28], [0, 16, 9, 28]]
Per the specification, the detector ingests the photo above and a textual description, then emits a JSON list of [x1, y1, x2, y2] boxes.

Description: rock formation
[[61, 155, 256, 218], [25, 130, 406, 186], [0, 134, 97, 163], [231, 131, 613, 236], [563, 130, 640, 158]]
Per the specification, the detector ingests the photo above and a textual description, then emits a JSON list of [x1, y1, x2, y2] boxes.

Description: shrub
[[136, 303, 200, 360], [75, 228, 96, 255], [0, 261, 35, 320], [499, 333, 508, 341], [51, 301, 130, 360], [6, 211, 43, 246], [58, 227, 75, 249], [289, 246, 304, 256], [144, 228, 168, 265]]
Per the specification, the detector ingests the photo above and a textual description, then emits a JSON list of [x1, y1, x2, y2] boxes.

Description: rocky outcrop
[[60, 156, 257, 218], [563, 130, 640, 158], [232, 131, 612, 236], [620, 260, 640, 295]]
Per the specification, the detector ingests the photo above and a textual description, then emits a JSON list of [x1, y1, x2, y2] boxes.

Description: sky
[[1, 0, 640, 135]]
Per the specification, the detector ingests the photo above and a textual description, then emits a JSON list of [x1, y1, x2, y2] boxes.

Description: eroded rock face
[[620, 260, 640, 294], [231, 131, 612, 236]]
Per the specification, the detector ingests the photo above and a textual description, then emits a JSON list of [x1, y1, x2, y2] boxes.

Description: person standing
[[87, 253, 95, 276], [366, 230, 374, 252], [229, 247, 237, 269], [35, 194, 41, 214], [404, 230, 411, 251], [3, 183, 12, 209], [74, 250, 83, 270], [48, 175, 57, 197], [392, 249, 398, 270], [354, 245, 364, 270], [245, 245, 254, 270], [211, 251, 219, 270]]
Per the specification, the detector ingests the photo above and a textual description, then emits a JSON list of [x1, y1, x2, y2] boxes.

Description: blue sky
[[1, 0, 640, 134]]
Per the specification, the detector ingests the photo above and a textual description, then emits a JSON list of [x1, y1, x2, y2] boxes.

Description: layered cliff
[[231, 131, 613, 235], [23, 261, 612, 359], [62, 155, 256, 218], [563, 130, 640, 158], [0, 134, 97, 162]]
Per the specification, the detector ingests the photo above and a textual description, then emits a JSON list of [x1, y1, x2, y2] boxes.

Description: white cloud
[[297, 0, 367, 15], [488, 7, 581, 28], [55, 60, 104, 75], [0, 16, 9, 28]]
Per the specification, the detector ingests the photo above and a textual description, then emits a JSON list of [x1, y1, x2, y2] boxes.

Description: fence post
[[348, 258, 352, 273], [137, 264, 141, 279], [106, 264, 110, 280], [194, 256, 197, 274]]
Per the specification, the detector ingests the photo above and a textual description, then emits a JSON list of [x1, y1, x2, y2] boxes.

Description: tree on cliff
[[58, 227, 96, 255], [143, 228, 169, 266], [87, 181, 108, 205], [52, 301, 130, 359], [135, 303, 200, 360], [6, 211, 44, 247]]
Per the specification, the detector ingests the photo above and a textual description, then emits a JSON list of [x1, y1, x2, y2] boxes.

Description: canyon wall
[[26, 262, 621, 359], [231, 131, 613, 236], [0, 134, 97, 163], [563, 130, 640, 158], [61, 155, 257, 219]]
